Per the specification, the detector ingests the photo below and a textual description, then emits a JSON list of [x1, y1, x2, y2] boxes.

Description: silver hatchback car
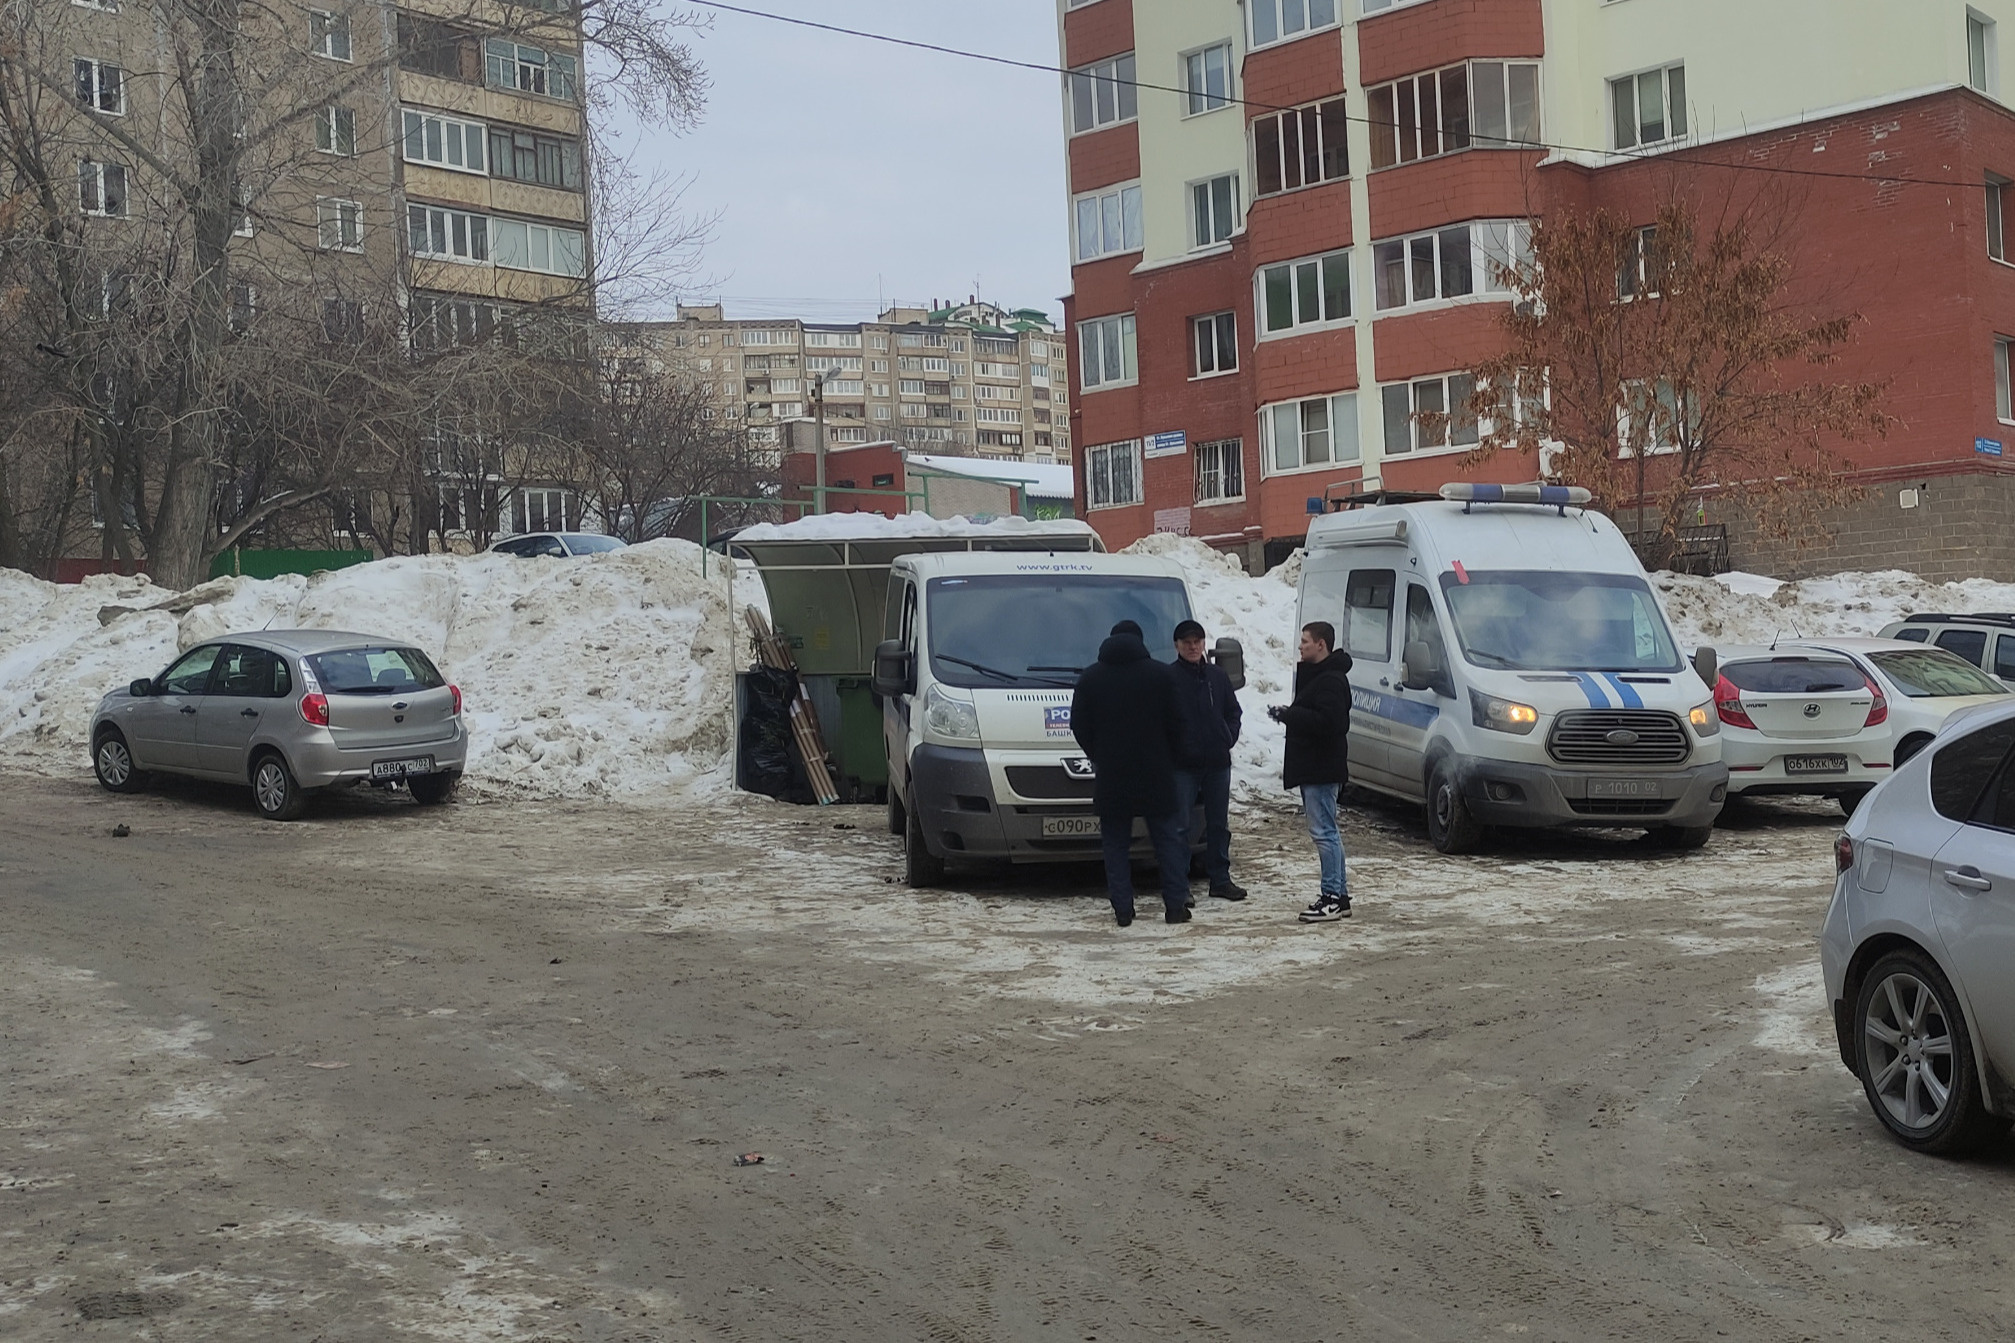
[[89, 630, 468, 820]]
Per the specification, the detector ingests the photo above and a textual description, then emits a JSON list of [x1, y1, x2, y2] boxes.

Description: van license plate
[[1784, 754, 1848, 775], [1040, 815, 1101, 838], [1588, 779, 1663, 799], [372, 756, 435, 779]]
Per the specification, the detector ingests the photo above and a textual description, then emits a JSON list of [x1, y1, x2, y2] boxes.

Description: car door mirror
[[1400, 640, 1438, 692], [1211, 637, 1245, 691], [872, 639, 913, 698], [129, 678, 154, 698], [1692, 646, 1718, 691]]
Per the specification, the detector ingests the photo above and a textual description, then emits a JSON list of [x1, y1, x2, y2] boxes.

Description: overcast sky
[[601, 2, 1071, 326]]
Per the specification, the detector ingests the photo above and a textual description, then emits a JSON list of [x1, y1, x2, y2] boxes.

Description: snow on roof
[[732, 511, 1095, 542], [904, 453, 1076, 499]]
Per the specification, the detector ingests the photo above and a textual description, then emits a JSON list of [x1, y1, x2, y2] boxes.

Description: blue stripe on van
[[1349, 686, 1442, 729], [1601, 674, 1644, 708], [1569, 673, 1611, 708]]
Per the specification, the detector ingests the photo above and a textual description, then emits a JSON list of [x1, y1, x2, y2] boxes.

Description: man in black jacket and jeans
[[1170, 618, 1246, 902], [1268, 621, 1354, 922], [1071, 621, 1193, 927]]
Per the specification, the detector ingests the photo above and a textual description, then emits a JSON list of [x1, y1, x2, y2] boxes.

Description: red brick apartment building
[[1057, 0, 2015, 579]]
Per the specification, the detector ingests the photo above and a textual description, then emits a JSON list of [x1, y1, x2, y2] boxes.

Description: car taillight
[[1862, 674, 1888, 727], [450, 684, 463, 716], [1835, 834, 1856, 874], [300, 692, 330, 726], [1714, 674, 1757, 730]]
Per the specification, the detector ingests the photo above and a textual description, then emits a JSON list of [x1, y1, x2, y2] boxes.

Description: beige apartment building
[[613, 301, 1072, 463]]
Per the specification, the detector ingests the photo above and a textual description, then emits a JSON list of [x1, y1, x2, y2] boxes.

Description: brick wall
[[1357, 0, 1544, 85], [1706, 471, 2015, 582]]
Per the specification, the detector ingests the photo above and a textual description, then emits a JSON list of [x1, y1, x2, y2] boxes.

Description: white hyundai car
[[1824, 698, 2015, 1154], [1712, 646, 1887, 813]]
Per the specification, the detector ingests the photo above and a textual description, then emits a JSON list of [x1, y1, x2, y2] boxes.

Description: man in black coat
[[1070, 620, 1193, 927], [1268, 620, 1354, 923], [1170, 618, 1245, 902]]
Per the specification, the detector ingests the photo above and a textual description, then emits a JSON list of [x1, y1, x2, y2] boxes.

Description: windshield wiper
[[1025, 665, 1083, 674], [936, 655, 1023, 683], [1464, 650, 1523, 669]]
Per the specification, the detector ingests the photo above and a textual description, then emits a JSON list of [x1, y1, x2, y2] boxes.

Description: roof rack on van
[[1900, 612, 2015, 629], [1440, 482, 1592, 516], [1322, 488, 1441, 511]]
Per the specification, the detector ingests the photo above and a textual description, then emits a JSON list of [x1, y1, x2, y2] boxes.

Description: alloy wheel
[[254, 760, 290, 815], [1863, 971, 1957, 1131], [96, 738, 132, 788]]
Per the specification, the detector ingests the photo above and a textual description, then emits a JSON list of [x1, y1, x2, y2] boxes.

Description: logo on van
[[1605, 729, 1640, 745], [1045, 706, 1072, 736]]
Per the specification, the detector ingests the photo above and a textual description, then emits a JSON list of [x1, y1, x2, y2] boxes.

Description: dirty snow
[[1656, 569, 2015, 650]]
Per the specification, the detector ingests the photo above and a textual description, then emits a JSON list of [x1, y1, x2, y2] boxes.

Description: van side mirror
[[1211, 637, 1245, 691], [1400, 640, 1439, 692], [1692, 646, 1718, 690], [129, 678, 154, 698], [872, 639, 913, 698]]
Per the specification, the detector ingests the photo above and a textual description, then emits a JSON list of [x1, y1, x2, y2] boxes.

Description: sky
[[601, 2, 1072, 326]]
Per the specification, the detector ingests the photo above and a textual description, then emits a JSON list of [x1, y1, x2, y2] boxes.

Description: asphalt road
[[3, 773, 2011, 1341]]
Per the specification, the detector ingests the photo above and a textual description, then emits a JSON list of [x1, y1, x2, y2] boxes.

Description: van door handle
[[179, 705, 197, 715], [1943, 866, 1993, 892], [1378, 678, 1390, 688], [241, 708, 260, 718]]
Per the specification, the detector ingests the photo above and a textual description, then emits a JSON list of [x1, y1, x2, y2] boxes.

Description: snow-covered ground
[[3, 530, 2010, 803]]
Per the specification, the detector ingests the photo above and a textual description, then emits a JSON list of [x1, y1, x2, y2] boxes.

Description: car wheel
[[904, 791, 945, 888], [1836, 786, 1874, 817], [1651, 824, 1713, 851], [887, 786, 907, 837], [92, 729, 146, 794], [409, 772, 459, 805], [1895, 734, 1934, 767], [1854, 948, 2002, 1155], [1425, 758, 1482, 855], [251, 752, 307, 822]]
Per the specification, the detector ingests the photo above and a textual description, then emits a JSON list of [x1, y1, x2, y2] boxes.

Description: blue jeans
[[1173, 766, 1233, 888], [1300, 783, 1346, 898], [1099, 810, 1191, 916]]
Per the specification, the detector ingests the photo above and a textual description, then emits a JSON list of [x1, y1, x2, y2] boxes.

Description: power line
[[689, 0, 1991, 192]]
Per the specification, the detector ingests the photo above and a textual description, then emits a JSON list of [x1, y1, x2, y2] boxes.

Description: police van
[[1296, 484, 1727, 852]]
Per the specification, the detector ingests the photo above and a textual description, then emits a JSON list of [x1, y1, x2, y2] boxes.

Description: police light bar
[[1440, 483, 1592, 506]]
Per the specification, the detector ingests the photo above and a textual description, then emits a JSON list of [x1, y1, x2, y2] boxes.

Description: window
[[316, 106, 356, 155], [1380, 374, 1478, 455], [1249, 0, 1337, 48], [74, 58, 124, 114], [1179, 174, 1236, 249], [491, 218, 586, 276], [1259, 249, 1351, 334], [407, 204, 488, 262], [1265, 392, 1360, 472], [1345, 570, 1396, 661], [1068, 53, 1137, 134], [78, 160, 127, 217], [214, 645, 291, 699], [229, 282, 256, 333], [1971, 11, 1996, 93], [489, 127, 584, 190], [1470, 61, 1541, 149], [310, 10, 352, 61], [398, 15, 475, 81], [317, 197, 362, 250], [1930, 719, 2015, 822], [1991, 175, 2009, 261], [1405, 585, 1452, 695], [1086, 440, 1143, 508], [321, 298, 364, 343], [232, 182, 254, 236], [1936, 629, 1991, 668], [974, 383, 1018, 399], [1077, 313, 1137, 390], [976, 406, 1019, 423], [410, 293, 496, 350], [513, 489, 571, 533], [1368, 62, 1540, 170], [160, 645, 223, 695], [1618, 379, 1690, 456], [486, 40, 579, 100], [1372, 221, 1529, 310], [1611, 64, 1686, 150], [1195, 438, 1244, 503], [1184, 43, 1232, 115], [1254, 98, 1349, 195], [1996, 337, 2014, 421], [1617, 224, 1664, 299], [1192, 311, 1238, 376], [404, 109, 485, 173], [900, 379, 925, 396]]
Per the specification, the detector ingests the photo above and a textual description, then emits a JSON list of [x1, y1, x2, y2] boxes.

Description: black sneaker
[[1298, 895, 1351, 923], [1165, 905, 1192, 924], [1209, 882, 1248, 902], [1115, 908, 1135, 928]]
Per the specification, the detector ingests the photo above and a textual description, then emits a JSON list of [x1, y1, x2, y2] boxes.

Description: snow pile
[[1655, 569, 2015, 650], [0, 542, 767, 799], [732, 511, 1096, 543]]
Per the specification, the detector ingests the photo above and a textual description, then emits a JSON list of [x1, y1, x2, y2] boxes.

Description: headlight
[[1470, 689, 1539, 735], [1689, 701, 1720, 736], [924, 682, 979, 740]]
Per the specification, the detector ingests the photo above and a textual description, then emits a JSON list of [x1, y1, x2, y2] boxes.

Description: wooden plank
[[744, 606, 840, 804]]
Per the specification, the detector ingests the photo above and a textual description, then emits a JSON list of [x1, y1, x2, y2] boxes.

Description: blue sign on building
[[1977, 437, 2004, 458]]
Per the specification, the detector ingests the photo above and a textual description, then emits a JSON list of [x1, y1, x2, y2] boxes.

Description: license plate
[[1040, 815, 1101, 838], [1588, 778, 1664, 799], [1784, 753, 1849, 775], [372, 756, 435, 779]]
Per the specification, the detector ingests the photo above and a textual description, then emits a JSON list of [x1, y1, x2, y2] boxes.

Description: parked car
[[1824, 697, 2015, 1153], [1711, 645, 1886, 813], [1769, 638, 2011, 768], [90, 631, 467, 821], [1878, 614, 2015, 690], [490, 532, 627, 558]]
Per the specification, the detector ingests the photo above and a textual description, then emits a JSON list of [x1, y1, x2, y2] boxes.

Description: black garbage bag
[[739, 665, 810, 802]]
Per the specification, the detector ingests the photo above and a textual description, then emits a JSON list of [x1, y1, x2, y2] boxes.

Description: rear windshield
[[1721, 659, 1864, 694], [307, 646, 445, 695], [1867, 649, 2009, 699]]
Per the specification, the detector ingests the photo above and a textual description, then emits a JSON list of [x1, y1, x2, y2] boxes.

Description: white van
[[1297, 484, 1727, 852], [872, 551, 1242, 885]]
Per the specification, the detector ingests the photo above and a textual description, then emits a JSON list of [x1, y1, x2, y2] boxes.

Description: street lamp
[[811, 365, 840, 515]]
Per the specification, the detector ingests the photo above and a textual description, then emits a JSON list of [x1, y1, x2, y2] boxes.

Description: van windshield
[[1437, 570, 1682, 673], [926, 574, 1191, 688]]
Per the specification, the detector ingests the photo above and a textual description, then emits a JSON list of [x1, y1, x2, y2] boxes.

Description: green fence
[[208, 549, 374, 581]]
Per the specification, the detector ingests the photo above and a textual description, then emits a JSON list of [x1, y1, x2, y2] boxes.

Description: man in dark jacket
[[1268, 621, 1354, 922], [1070, 620, 1193, 927], [1170, 618, 1245, 902]]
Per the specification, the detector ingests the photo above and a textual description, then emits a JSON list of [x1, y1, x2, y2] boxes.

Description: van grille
[[1567, 799, 1675, 817], [1547, 710, 1691, 766], [1006, 766, 1095, 800]]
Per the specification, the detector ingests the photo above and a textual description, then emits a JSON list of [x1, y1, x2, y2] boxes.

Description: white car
[[1711, 646, 1886, 812], [489, 532, 627, 558], [1773, 638, 2010, 769], [1823, 697, 2015, 1154]]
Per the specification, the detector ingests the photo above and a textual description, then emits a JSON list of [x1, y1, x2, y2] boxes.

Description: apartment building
[[1058, 0, 2015, 578], [614, 300, 1072, 463]]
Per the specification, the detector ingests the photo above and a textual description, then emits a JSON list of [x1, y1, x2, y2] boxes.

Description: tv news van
[[872, 551, 1242, 885], [1297, 484, 1727, 853]]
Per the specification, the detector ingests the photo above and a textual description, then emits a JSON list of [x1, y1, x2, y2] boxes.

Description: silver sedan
[[89, 630, 468, 820]]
